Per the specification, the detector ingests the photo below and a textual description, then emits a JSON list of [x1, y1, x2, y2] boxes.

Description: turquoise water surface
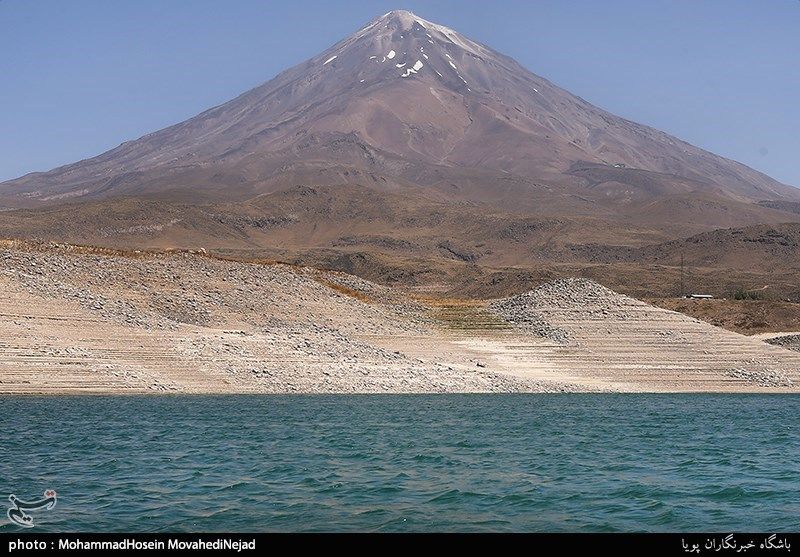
[[1, 394, 798, 532]]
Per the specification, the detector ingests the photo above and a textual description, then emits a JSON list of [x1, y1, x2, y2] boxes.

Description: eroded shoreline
[[2, 242, 799, 394]]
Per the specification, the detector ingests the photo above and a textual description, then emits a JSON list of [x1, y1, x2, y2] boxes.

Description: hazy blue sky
[[1, 0, 798, 186]]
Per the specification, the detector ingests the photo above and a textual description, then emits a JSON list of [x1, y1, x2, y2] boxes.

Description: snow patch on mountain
[[400, 60, 424, 78]]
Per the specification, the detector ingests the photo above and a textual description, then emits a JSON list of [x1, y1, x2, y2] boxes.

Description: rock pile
[[765, 334, 800, 353], [489, 278, 638, 343], [727, 366, 794, 388]]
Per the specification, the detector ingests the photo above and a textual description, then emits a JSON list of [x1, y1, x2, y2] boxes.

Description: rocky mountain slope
[[2, 11, 797, 212], [1, 10, 797, 299]]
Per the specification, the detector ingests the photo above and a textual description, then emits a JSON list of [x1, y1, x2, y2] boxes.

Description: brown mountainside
[[1, 10, 798, 300]]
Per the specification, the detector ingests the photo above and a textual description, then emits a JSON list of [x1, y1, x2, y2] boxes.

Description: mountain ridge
[[1, 10, 798, 300], [3, 9, 797, 208]]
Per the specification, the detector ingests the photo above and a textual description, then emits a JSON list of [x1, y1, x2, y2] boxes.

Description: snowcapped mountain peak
[[378, 10, 458, 37], [379, 10, 420, 25], [370, 10, 487, 57], [316, 10, 493, 90], [3, 8, 796, 211]]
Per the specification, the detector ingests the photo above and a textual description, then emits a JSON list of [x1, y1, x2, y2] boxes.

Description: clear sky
[[1, 0, 798, 186]]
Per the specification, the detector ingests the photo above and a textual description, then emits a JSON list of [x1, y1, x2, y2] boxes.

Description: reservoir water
[[1, 394, 798, 532]]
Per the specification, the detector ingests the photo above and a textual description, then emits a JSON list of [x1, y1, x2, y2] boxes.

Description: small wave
[[426, 488, 486, 503]]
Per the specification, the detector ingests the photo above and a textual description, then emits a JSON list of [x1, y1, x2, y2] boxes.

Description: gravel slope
[[490, 278, 800, 390], [0, 242, 566, 393], [2, 243, 798, 394]]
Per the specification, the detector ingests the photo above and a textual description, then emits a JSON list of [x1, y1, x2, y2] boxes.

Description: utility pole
[[680, 252, 685, 298]]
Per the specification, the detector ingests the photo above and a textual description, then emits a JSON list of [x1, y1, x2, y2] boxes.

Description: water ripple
[[0, 394, 798, 532]]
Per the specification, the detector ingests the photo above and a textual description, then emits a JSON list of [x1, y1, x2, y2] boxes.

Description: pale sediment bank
[[1, 242, 799, 394]]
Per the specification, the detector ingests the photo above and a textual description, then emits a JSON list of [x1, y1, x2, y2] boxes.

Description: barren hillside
[[2, 241, 798, 394]]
